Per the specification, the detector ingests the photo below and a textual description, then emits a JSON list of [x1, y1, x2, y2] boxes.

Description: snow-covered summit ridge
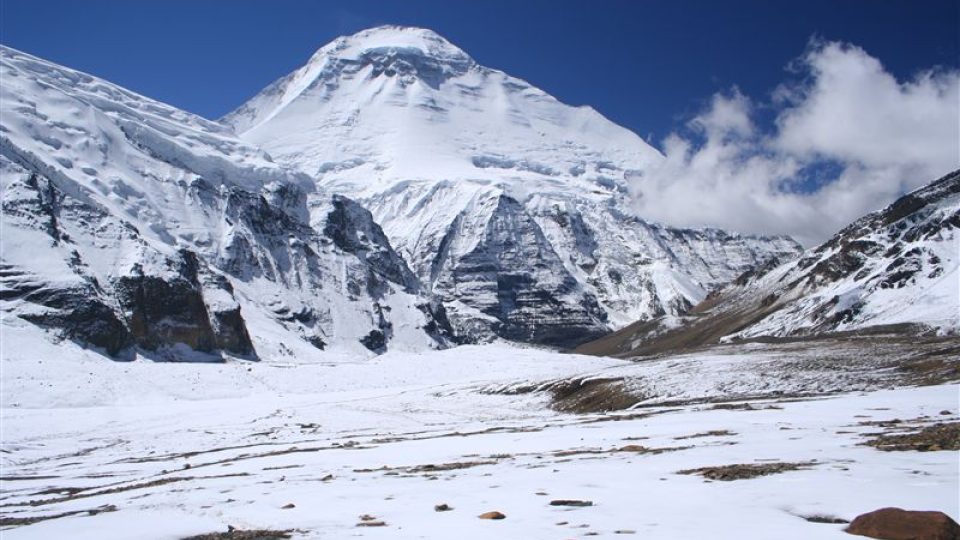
[[222, 24, 663, 184], [225, 25, 477, 137], [315, 25, 474, 65]]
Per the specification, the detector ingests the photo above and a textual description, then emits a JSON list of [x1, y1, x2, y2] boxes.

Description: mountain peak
[[312, 25, 473, 65]]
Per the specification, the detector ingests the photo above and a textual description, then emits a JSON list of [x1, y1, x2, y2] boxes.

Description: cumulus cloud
[[630, 41, 959, 246]]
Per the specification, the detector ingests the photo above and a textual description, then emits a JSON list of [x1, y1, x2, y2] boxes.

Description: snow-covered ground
[[1, 323, 957, 539]]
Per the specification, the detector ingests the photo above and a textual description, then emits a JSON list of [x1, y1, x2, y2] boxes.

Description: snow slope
[[1, 321, 956, 539], [0, 45, 451, 361], [224, 25, 802, 344]]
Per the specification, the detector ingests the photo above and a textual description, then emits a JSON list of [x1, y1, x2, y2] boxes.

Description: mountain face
[[223, 26, 803, 344], [577, 169, 960, 357], [0, 45, 453, 361]]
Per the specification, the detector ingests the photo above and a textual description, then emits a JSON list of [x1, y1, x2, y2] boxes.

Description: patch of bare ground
[[553, 444, 692, 458], [112, 439, 323, 465], [31, 486, 84, 497], [863, 422, 960, 451], [261, 464, 303, 471], [484, 377, 647, 414], [575, 410, 676, 426], [897, 353, 960, 386], [0, 504, 116, 527], [677, 461, 814, 481], [579, 332, 959, 398], [181, 526, 293, 540], [408, 460, 500, 473], [353, 459, 501, 475], [549, 377, 642, 413], [674, 430, 736, 440], [2, 473, 250, 508]]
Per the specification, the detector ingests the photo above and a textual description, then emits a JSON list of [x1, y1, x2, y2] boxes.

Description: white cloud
[[630, 41, 960, 246]]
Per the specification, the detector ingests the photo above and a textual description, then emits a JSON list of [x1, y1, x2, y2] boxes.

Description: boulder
[[478, 511, 506, 520], [846, 507, 960, 540]]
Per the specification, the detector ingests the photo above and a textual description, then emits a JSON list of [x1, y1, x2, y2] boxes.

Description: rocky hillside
[[577, 169, 960, 357]]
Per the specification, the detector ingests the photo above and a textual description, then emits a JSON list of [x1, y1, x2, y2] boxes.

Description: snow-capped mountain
[[0, 45, 453, 361], [223, 26, 803, 345], [577, 169, 960, 357]]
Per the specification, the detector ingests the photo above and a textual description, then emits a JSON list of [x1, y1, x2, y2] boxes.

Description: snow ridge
[[1, 44, 451, 361]]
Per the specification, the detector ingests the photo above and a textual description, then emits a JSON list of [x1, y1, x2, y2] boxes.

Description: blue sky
[[0, 0, 956, 143]]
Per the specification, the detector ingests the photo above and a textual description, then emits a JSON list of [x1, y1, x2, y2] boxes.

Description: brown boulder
[[479, 511, 506, 520], [846, 507, 960, 540]]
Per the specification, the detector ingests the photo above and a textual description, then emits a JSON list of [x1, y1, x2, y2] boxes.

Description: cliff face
[[0, 45, 450, 361]]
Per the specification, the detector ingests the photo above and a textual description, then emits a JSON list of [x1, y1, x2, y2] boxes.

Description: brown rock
[[846, 507, 960, 540], [479, 511, 506, 520], [434, 503, 452, 512]]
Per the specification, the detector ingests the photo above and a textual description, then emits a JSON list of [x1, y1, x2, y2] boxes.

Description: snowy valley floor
[[1, 323, 958, 539]]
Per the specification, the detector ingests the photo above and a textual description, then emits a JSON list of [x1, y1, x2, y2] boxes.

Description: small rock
[[614, 530, 636, 535], [941, 410, 952, 415], [435, 503, 452, 512], [803, 515, 848, 524], [281, 503, 295, 509], [356, 521, 387, 527], [479, 511, 506, 520], [550, 500, 594, 507], [846, 507, 960, 539], [359, 514, 377, 521], [320, 474, 334, 481]]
